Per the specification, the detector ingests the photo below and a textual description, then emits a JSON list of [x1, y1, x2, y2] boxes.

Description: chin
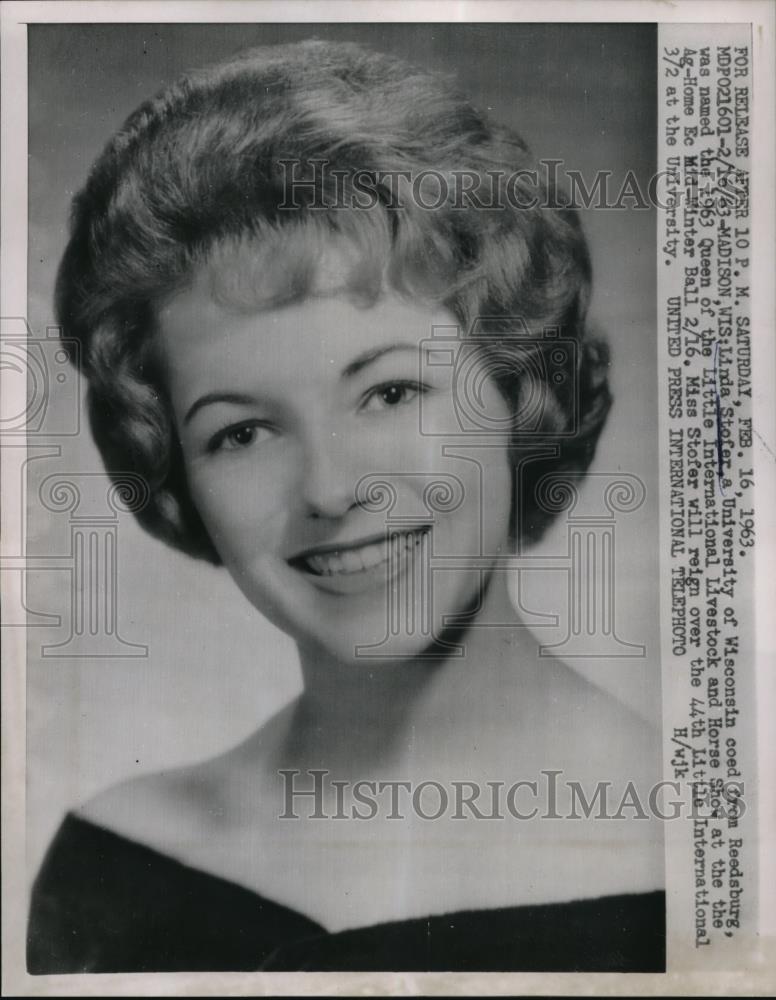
[[315, 626, 460, 668], [292, 575, 486, 668], [228, 546, 488, 667]]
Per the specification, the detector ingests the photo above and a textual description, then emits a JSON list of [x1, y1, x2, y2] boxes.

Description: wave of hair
[[56, 39, 611, 562]]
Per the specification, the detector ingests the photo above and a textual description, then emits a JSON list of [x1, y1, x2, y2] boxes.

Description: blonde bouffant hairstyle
[[56, 39, 610, 563]]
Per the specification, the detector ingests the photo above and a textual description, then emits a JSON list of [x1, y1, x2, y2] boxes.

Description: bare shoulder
[[516, 657, 665, 894], [76, 758, 223, 848], [76, 701, 297, 855], [535, 656, 662, 787]]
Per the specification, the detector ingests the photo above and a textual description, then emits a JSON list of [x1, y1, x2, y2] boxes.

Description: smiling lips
[[291, 527, 430, 577]]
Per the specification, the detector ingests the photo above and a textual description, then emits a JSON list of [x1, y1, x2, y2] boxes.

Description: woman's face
[[157, 260, 513, 665]]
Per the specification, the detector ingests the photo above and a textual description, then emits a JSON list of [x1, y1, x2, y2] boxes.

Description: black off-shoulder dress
[[27, 813, 666, 973]]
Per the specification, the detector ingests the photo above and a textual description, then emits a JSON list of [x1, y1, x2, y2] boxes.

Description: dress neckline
[[66, 810, 328, 931], [62, 810, 664, 939], [31, 813, 667, 972]]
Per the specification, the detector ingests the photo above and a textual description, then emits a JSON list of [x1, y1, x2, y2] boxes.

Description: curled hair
[[56, 39, 611, 562]]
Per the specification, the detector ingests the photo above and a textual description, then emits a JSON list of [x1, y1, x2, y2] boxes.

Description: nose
[[299, 427, 361, 519]]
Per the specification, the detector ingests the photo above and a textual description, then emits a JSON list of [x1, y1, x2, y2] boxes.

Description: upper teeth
[[303, 530, 427, 576]]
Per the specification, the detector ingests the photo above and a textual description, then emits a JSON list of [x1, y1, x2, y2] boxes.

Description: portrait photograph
[[21, 19, 665, 976]]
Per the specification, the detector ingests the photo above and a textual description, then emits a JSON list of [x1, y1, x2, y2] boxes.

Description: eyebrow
[[183, 392, 260, 426], [183, 344, 420, 426], [341, 343, 419, 378]]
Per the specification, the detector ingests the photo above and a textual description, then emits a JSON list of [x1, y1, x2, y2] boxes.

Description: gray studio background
[[26, 22, 659, 882]]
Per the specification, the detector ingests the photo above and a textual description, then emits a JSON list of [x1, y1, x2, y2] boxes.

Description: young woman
[[27, 39, 665, 973]]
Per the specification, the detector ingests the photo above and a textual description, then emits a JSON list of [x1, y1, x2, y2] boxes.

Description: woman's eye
[[208, 422, 274, 453], [360, 381, 426, 413]]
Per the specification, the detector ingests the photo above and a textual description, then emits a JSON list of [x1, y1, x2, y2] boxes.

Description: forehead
[[155, 266, 455, 389]]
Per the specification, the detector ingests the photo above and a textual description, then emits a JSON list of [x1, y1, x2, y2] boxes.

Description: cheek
[[184, 460, 290, 563], [487, 454, 513, 532], [471, 436, 513, 540]]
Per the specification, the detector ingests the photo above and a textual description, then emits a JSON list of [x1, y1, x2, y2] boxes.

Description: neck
[[283, 572, 537, 775]]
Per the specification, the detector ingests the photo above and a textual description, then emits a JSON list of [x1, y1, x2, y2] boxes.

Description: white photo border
[[2, 1, 774, 996]]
